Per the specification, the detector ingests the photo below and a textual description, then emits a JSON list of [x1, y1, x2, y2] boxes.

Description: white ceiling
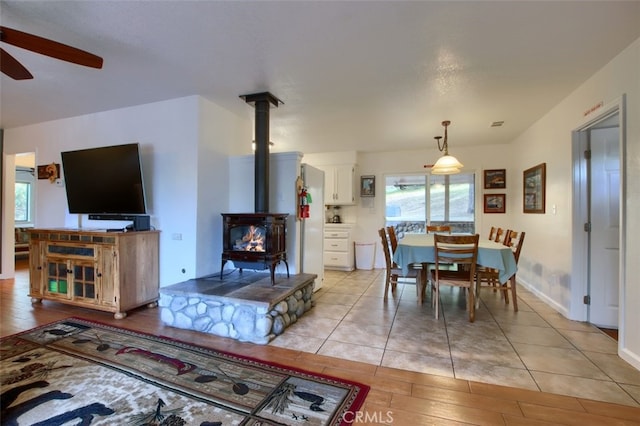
[[1, 1, 639, 154]]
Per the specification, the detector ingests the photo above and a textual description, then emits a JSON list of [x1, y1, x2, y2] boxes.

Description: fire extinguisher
[[299, 187, 310, 219]]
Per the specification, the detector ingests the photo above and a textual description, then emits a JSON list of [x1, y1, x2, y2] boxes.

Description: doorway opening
[[571, 98, 625, 336], [1, 152, 36, 278]]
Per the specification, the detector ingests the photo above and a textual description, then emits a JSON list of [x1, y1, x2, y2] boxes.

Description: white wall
[[2, 95, 249, 286], [2, 36, 638, 370], [510, 37, 640, 368], [301, 36, 640, 368], [195, 98, 251, 278], [306, 145, 516, 268], [228, 151, 303, 275], [0, 154, 16, 278]]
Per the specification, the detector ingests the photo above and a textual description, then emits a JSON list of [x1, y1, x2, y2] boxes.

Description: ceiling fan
[[0, 26, 103, 80]]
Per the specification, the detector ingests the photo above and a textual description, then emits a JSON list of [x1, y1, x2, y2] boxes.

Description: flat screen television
[[61, 143, 147, 215]]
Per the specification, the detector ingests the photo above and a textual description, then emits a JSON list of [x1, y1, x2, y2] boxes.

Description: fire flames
[[233, 225, 265, 252]]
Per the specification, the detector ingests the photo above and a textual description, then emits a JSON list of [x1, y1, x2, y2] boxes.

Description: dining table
[[392, 233, 518, 286]]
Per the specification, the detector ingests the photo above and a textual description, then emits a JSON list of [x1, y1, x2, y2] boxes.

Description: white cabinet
[[323, 224, 354, 271], [318, 164, 356, 205]]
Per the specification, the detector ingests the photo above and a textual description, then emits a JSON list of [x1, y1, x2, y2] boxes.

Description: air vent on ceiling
[[490, 121, 504, 127]]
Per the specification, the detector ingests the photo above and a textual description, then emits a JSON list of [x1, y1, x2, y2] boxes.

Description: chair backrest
[[434, 234, 480, 275], [488, 226, 498, 241], [494, 227, 505, 243], [501, 228, 512, 244], [504, 230, 526, 263], [427, 225, 451, 234], [378, 228, 394, 270], [386, 226, 398, 253]]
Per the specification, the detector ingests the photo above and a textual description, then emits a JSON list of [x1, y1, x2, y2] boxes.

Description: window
[[15, 167, 35, 225], [385, 173, 475, 235]]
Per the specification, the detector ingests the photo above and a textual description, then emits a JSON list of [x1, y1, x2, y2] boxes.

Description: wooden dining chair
[[427, 225, 451, 234], [488, 226, 500, 241], [386, 226, 398, 253], [378, 228, 424, 303], [477, 230, 526, 311], [431, 234, 480, 322], [493, 227, 506, 243], [388, 225, 430, 284], [479, 228, 509, 292], [499, 228, 511, 244], [489, 226, 504, 243], [478, 227, 512, 292]]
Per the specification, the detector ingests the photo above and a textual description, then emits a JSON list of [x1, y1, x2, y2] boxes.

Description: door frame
[[571, 95, 626, 346]]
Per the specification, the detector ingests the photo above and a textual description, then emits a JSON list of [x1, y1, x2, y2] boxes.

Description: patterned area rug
[[0, 318, 369, 425]]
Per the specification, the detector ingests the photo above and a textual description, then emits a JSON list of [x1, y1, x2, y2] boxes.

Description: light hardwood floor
[[2, 260, 640, 425]]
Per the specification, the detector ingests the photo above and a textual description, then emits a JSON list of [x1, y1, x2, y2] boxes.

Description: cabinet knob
[[97, 272, 102, 277], [66, 269, 73, 274], [37, 266, 42, 270]]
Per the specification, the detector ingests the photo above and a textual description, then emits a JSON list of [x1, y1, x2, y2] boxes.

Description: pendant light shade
[[431, 154, 464, 175], [430, 120, 463, 175]]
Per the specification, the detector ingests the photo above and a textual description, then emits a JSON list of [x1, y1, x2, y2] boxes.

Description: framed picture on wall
[[37, 163, 60, 182], [523, 163, 546, 213], [360, 175, 375, 197], [484, 194, 506, 213], [484, 169, 506, 189]]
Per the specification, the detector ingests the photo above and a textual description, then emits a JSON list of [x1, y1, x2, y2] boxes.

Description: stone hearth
[[159, 271, 316, 344]]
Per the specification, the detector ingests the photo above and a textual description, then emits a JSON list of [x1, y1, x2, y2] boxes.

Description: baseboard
[[517, 277, 570, 318], [620, 347, 640, 371]]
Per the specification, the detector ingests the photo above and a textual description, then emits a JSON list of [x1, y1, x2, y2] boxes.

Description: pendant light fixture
[[431, 120, 463, 175]]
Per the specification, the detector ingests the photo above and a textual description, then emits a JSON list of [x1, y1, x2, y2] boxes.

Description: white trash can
[[355, 242, 376, 270]]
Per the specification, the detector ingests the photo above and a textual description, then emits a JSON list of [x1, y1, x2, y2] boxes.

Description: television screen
[[61, 143, 147, 214]]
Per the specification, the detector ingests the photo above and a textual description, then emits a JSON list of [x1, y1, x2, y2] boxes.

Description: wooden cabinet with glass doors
[[28, 228, 159, 319]]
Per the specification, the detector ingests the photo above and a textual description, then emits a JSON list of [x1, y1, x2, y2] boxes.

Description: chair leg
[[383, 270, 391, 299], [391, 274, 398, 292], [434, 282, 440, 319], [468, 287, 475, 322], [510, 275, 518, 312]]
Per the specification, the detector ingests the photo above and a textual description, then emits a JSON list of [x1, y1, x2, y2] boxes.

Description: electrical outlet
[[172, 233, 182, 241]]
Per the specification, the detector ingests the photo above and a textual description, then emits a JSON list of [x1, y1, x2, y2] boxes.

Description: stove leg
[[220, 259, 227, 279], [270, 264, 276, 285]]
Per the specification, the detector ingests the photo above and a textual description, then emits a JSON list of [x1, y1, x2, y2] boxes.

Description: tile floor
[[269, 268, 640, 407]]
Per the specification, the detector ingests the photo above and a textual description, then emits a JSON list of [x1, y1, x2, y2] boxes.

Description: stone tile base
[[159, 271, 317, 344]]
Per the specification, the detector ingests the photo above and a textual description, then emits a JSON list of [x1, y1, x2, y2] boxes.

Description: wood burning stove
[[220, 92, 289, 285], [220, 213, 289, 285]]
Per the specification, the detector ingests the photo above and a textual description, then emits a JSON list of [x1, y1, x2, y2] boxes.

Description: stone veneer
[[159, 272, 316, 344]]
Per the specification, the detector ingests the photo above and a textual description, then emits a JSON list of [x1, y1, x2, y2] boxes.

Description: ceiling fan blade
[[1, 26, 103, 69], [1, 48, 33, 80]]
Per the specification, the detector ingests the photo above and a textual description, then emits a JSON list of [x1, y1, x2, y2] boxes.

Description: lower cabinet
[[28, 229, 159, 319], [323, 224, 355, 271]]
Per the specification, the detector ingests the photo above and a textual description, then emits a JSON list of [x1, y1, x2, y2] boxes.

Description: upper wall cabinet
[[318, 164, 356, 205]]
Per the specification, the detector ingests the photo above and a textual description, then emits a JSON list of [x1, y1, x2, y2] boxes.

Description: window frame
[[384, 172, 476, 234], [15, 166, 35, 226]]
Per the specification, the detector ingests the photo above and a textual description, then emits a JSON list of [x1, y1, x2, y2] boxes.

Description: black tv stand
[[88, 214, 150, 231]]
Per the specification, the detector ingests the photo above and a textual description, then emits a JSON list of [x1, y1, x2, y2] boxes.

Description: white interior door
[[589, 125, 620, 328]]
